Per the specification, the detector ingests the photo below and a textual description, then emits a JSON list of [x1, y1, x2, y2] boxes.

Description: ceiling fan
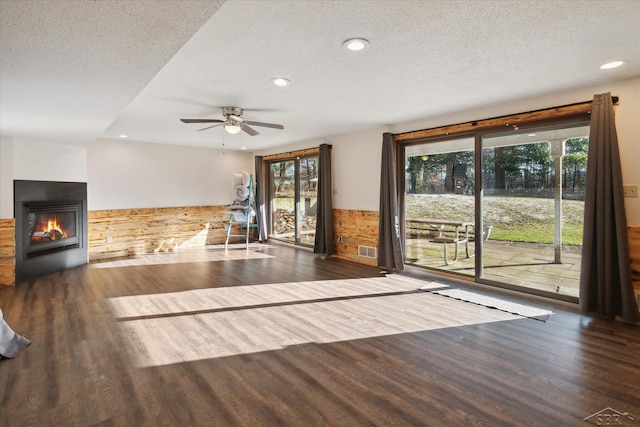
[[180, 106, 284, 136]]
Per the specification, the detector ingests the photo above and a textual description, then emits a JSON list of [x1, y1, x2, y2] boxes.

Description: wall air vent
[[358, 245, 377, 259]]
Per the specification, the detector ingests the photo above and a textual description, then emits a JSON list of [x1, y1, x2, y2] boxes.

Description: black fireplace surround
[[14, 180, 88, 283]]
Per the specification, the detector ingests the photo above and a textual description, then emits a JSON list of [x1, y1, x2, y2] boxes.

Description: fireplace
[[26, 202, 81, 257], [14, 180, 88, 283]]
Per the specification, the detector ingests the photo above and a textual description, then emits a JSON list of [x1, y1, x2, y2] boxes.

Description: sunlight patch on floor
[[108, 276, 418, 318], [110, 275, 521, 367]]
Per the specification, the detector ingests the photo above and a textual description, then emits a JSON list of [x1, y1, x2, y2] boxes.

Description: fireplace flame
[[45, 217, 67, 239], [31, 216, 69, 243]]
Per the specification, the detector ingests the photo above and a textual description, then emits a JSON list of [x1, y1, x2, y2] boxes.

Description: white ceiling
[[1, 0, 639, 152]]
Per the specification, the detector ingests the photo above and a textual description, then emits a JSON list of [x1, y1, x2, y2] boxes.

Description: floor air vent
[[358, 245, 377, 259]]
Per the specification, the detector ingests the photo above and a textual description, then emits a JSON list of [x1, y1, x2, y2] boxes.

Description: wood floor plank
[[1, 242, 639, 426]]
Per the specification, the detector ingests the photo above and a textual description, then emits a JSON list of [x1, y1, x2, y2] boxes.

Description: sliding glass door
[[403, 136, 475, 276], [402, 121, 589, 300], [268, 154, 319, 246], [480, 125, 589, 297]]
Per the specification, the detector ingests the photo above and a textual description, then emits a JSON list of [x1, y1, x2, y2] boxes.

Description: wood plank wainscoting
[[87, 206, 233, 261], [1, 208, 640, 290], [332, 209, 379, 267], [0, 219, 15, 286]]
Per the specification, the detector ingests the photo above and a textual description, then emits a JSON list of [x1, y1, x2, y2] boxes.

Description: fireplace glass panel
[[28, 209, 78, 245]]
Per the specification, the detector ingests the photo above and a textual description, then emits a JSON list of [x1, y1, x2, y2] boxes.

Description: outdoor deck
[[405, 238, 581, 298]]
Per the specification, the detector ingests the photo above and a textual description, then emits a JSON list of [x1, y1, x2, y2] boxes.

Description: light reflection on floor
[[109, 275, 522, 367], [91, 244, 274, 269]]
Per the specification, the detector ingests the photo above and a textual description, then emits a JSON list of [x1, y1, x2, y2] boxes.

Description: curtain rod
[[261, 146, 320, 161], [395, 96, 619, 142], [461, 96, 620, 126]]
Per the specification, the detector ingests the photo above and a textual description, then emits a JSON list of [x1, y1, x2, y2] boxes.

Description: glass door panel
[[270, 160, 295, 243], [268, 154, 318, 246], [404, 137, 475, 276], [298, 155, 318, 245], [480, 126, 589, 297]]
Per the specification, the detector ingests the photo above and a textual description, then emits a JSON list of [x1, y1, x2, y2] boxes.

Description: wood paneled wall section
[[0, 219, 15, 286], [88, 206, 234, 260], [331, 210, 640, 293], [2, 210, 639, 287], [333, 209, 379, 267], [629, 226, 640, 291]]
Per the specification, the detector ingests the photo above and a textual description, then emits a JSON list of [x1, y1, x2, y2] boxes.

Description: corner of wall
[[0, 136, 14, 219]]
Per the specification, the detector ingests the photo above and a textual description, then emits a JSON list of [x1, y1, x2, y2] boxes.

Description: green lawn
[[405, 194, 584, 246]]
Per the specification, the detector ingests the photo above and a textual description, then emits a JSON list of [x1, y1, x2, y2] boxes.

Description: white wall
[[0, 137, 88, 218], [0, 136, 14, 218], [330, 127, 389, 211], [0, 135, 255, 216], [254, 127, 388, 212], [13, 139, 88, 183], [87, 138, 254, 210]]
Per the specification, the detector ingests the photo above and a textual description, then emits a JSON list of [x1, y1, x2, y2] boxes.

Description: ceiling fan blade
[[180, 119, 225, 124], [241, 123, 259, 136], [243, 120, 284, 130], [197, 123, 224, 131]]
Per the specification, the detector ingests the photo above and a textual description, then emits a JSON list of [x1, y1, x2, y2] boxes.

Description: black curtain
[[314, 143, 334, 256], [377, 133, 404, 271], [254, 156, 268, 242], [579, 93, 638, 322]]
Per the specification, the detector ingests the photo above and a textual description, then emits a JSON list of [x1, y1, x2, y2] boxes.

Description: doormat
[[419, 284, 554, 322]]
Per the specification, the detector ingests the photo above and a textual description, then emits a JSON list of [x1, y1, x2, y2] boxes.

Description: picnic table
[[406, 217, 474, 265]]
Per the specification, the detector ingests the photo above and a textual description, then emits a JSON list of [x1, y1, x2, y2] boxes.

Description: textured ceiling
[[1, 0, 639, 151], [0, 0, 224, 146]]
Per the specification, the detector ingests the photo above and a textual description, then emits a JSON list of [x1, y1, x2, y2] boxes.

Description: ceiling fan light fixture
[[181, 106, 283, 137], [600, 60, 626, 70], [224, 123, 242, 134], [271, 77, 291, 87], [343, 38, 369, 51]]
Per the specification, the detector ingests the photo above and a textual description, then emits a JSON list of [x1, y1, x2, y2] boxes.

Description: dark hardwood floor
[[1, 243, 639, 426]]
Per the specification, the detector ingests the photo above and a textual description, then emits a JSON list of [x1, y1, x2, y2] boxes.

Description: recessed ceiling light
[[343, 38, 369, 51], [600, 60, 626, 70], [240, 147, 247, 150], [271, 77, 291, 87], [119, 134, 127, 138]]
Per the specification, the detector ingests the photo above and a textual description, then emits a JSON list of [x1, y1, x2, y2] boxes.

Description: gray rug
[[419, 284, 554, 321]]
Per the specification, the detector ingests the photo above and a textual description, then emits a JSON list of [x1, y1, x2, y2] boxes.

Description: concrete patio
[[405, 238, 581, 298]]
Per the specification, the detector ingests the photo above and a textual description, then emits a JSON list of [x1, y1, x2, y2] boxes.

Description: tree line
[[406, 138, 588, 199]]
